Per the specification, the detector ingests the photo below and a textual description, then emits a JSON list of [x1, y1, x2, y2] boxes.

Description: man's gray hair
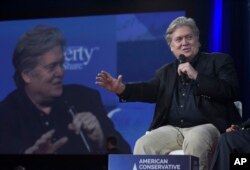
[[12, 25, 65, 88], [165, 16, 200, 45]]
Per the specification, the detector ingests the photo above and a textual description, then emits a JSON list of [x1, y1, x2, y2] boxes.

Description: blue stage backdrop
[[0, 11, 185, 150]]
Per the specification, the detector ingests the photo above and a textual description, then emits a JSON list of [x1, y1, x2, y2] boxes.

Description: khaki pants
[[134, 123, 220, 170]]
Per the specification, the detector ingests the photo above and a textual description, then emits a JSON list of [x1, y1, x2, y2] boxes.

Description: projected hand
[[95, 70, 125, 94], [68, 112, 104, 147], [24, 129, 68, 154]]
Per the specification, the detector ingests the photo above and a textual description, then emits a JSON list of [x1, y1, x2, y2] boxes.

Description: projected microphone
[[64, 101, 91, 153], [178, 54, 187, 83]]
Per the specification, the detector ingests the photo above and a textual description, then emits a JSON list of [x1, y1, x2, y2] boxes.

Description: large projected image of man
[[0, 25, 131, 154]]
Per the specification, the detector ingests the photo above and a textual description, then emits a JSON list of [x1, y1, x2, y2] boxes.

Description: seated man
[[0, 25, 131, 154], [96, 16, 242, 170], [211, 119, 250, 170]]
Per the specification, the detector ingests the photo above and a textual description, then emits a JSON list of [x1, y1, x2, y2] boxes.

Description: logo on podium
[[109, 154, 199, 170]]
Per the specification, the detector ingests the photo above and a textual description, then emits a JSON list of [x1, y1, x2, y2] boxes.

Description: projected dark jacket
[[119, 52, 242, 133], [0, 84, 131, 154]]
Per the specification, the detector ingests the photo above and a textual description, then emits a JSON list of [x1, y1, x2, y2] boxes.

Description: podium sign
[[108, 154, 199, 170]]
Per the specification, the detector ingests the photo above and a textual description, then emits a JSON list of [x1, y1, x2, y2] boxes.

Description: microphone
[[64, 101, 92, 153], [178, 54, 187, 83]]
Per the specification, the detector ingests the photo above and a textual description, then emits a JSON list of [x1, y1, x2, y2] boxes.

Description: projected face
[[169, 26, 199, 61], [22, 45, 65, 102]]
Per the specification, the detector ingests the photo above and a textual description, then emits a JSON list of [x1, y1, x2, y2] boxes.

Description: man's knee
[[134, 135, 151, 154], [183, 124, 220, 151]]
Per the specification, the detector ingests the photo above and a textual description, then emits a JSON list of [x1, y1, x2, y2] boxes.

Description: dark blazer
[[120, 52, 242, 133], [0, 84, 131, 154]]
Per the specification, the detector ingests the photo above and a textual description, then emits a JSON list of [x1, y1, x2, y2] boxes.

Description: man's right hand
[[226, 124, 240, 132], [95, 70, 125, 94], [24, 129, 68, 154]]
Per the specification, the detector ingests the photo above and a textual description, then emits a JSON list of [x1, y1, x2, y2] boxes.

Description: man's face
[[169, 25, 200, 61], [24, 45, 65, 101]]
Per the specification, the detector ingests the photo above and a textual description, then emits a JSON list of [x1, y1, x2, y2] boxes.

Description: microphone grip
[[180, 74, 186, 83], [68, 106, 92, 153], [178, 54, 187, 83]]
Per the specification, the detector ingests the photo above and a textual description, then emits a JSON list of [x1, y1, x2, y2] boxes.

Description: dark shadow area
[[0, 154, 108, 170]]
